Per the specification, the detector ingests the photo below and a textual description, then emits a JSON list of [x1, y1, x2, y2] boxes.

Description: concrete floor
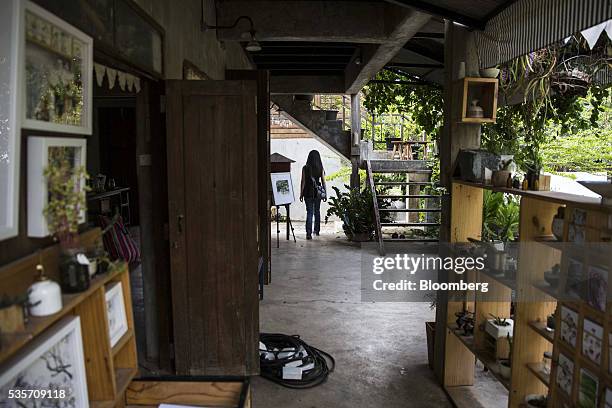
[[253, 222, 453, 408]]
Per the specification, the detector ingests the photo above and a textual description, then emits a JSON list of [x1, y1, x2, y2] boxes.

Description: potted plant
[[499, 333, 512, 379], [325, 186, 391, 242], [44, 147, 90, 293], [525, 395, 547, 407], [486, 314, 514, 338], [524, 149, 543, 190]]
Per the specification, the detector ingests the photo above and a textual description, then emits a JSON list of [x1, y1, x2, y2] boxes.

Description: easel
[[275, 204, 296, 247]]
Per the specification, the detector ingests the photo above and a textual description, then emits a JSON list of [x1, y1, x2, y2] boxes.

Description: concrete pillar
[[350, 93, 361, 147], [350, 93, 362, 189], [434, 22, 483, 382]]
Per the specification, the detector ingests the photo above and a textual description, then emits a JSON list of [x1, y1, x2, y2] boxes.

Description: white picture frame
[[0, 0, 22, 241], [556, 353, 574, 397], [271, 172, 295, 206], [105, 281, 128, 347], [582, 318, 603, 365], [19, 1, 93, 135], [27, 136, 87, 237], [0, 316, 89, 407]]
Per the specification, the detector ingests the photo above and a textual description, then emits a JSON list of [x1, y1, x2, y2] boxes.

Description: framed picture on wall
[[556, 353, 574, 397], [105, 281, 128, 347], [271, 172, 295, 206], [0, 316, 89, 407], [27, 136, 87, 237], [20, 0, 93, 134], [0, 0, 21, 241]]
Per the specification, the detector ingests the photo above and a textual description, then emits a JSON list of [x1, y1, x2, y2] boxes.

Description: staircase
[[366, 159, 441, 255], [272, 95, 351, 160]]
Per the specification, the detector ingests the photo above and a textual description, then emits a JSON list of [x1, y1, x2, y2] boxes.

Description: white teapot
[[28, 264, 62, 317]]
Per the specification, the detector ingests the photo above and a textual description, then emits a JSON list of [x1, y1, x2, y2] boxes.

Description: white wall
[[271, 138, 350, 221]]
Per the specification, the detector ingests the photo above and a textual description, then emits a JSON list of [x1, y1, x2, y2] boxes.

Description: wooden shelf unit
[[455, 77, 499, 124], [441, 180, 612, 407], [439, 181, 612, 407], [0, 229, 138, 407]]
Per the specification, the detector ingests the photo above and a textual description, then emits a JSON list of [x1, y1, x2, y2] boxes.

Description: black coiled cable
[[259, 333, 335, 389]]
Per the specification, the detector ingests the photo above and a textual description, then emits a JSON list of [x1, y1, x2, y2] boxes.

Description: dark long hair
[[306, 150, 323, 179]]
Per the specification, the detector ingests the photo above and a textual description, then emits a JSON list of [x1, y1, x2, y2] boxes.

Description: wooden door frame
[[226, 70, 271, 288]]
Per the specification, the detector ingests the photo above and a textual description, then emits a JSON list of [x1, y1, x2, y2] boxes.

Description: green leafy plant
[[362, 70, 443, 141], [482, 191, 520, 242], [325, 185, 391, 239], [489, 313, 510, 327], [43, 147, 90, 248]]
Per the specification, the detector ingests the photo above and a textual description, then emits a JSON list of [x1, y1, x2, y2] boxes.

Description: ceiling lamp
[[202, 14, 262, 53]]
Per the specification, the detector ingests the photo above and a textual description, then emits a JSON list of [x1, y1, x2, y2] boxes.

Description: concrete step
[[379, 208, 441, 212], [378, 194, 440, 199], [384, 238, 439, 242], [369, 159, 429, 173], [374, 181, 434, 186], [381, 222, 441, 227]]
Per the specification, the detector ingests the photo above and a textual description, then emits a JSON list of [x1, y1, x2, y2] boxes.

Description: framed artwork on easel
[[271, 172, 295, 206]]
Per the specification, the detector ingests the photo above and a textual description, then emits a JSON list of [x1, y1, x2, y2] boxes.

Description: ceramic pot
[[325, 110, 339, 121], [480, 67, 500, 78], [499, 360, 511, 379], [552, 216, 564, 241], [351, 232, 371, 242], [486, 318, 514, 338], [60, 249, 90, 293], [492, 170, 511, 187], [467, 100, 484, 118], [28, 265, 62, 316]]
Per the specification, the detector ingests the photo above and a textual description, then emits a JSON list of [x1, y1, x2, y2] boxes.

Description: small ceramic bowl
[[480, 68, 500, 78]]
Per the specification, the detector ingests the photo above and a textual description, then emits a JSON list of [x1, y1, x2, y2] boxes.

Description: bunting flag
[[91, 64, 142, 93], [94, 63, 105, 87], [106, 68, 117, 89]]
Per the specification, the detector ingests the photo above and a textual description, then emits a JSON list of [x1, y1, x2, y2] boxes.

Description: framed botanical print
[[271, 172, 295, 206], [105, 281, 128, 347], [20, 1, 93, 134], [0, 316, 89, 407], [27, 136, 87, 237], [0, 0, 21, 241]]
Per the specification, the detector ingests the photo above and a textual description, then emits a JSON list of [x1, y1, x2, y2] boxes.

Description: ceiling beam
[[403, 40, 444, 63], [270, 75, 346, 94], [344, 10, 431, 93], [386, 62, 444, 69], [413, 32, 444, 39], [381, 0, 485, 30], [217, 1, 405, 43]]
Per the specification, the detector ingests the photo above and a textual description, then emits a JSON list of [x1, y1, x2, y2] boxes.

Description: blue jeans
[[305, 197, 321, 237]]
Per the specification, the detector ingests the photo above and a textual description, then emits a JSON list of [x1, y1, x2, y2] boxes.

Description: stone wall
[[132, 0, 252, 79]]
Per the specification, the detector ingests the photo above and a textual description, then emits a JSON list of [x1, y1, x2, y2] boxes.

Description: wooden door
[[166, 80, 259, 375]]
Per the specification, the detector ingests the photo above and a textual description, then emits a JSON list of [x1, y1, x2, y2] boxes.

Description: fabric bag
[[311, 175, 327, 201], [99, 215, 140, 263]]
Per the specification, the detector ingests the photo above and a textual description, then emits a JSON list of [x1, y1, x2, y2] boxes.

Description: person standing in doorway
[[300, 150, 327, 240]]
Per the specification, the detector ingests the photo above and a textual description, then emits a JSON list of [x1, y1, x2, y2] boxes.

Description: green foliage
[[325, 185, 391, 237], [362, 70, 444, 140], [482, 191, 520, 242], [483, 35, 612, 173], [43, 147, 89, 247], [541, 128, 612, 173], [325, 167, 367, 187]]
